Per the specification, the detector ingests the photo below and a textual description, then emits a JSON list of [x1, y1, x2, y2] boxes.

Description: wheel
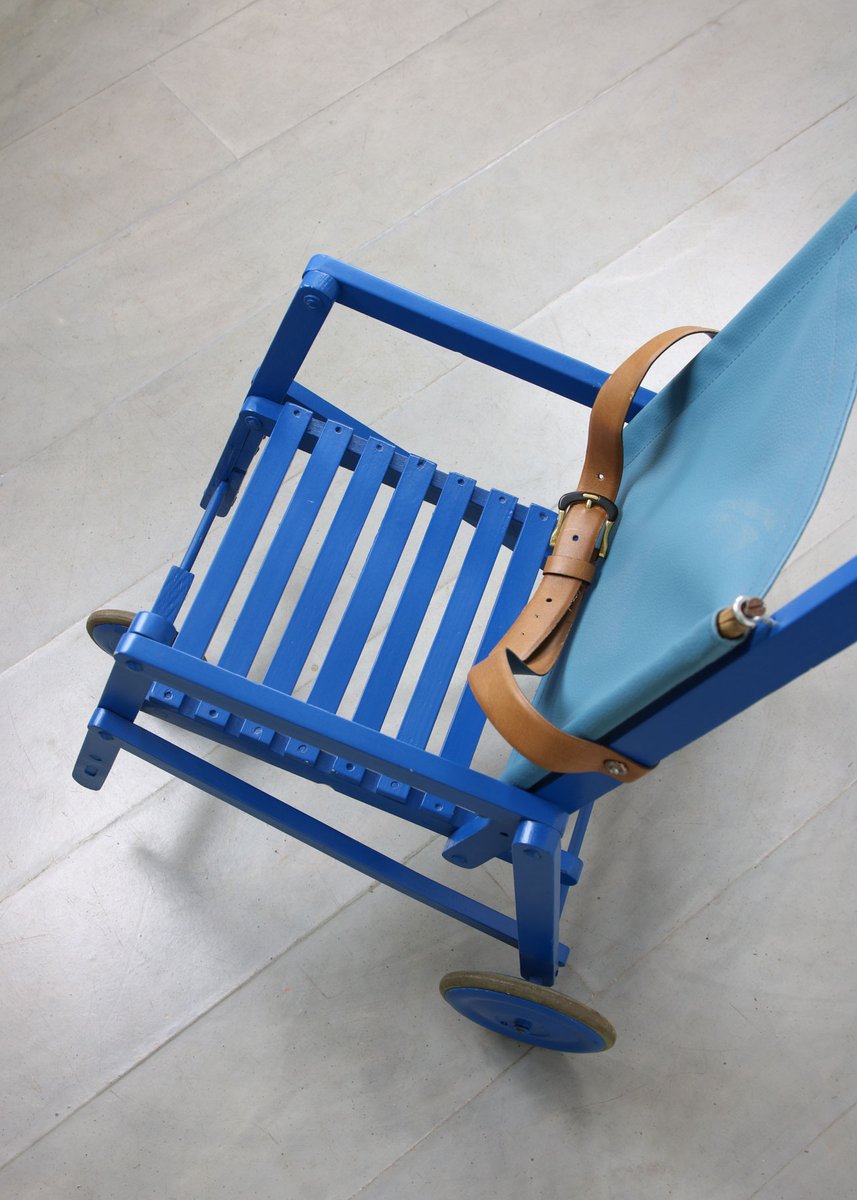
[[439, 970, 616, 1053], [85, 609, 135, 654]]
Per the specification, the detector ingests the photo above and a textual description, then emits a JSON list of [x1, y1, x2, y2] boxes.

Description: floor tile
[[0, 0, 733, 474], [0, 838, 532, 1191], [340, 786, 857, 1200], [0, 69, 234, 303], [0, 752, 433, 1163], [749, 1104, 857, 1200], [152, 0, 498, 157], [353, 0, 857, 328], [0, 0, 253, 148], [0, 561, 215, 901]]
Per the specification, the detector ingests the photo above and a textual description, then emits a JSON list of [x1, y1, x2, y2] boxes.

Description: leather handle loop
[[468, 326, 716, 781]]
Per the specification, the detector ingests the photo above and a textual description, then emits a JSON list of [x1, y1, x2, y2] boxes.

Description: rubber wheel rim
[[439, 970, 616, 1053], [85, 609, 135, 654]]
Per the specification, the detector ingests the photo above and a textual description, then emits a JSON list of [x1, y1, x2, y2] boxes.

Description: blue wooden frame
[[74, 258, 857, 991]]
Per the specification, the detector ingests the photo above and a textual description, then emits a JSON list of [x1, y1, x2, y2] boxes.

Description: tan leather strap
[[468, 326, 717, 782]]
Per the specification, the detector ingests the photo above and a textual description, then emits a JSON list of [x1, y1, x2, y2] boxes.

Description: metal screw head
[[604, 759, 628, 777], [740, 596, 767, 620], [303, 293, 321, 310]]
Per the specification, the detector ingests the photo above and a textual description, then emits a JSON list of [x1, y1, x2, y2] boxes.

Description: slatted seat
[[145, 404, 555, 815]]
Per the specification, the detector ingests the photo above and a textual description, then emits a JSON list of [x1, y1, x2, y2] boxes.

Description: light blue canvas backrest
[[503, 193, 857, 790]]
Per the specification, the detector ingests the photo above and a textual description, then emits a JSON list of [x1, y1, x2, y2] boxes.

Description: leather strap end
[[468, 649, 652, 783]]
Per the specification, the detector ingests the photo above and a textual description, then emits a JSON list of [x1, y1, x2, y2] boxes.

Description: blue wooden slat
[[353, 472, 477, 730], [175, 405, 312, 657], [300, 454, 436, 711], [397, 489, 516, 749], [263, 436, 397, 692], [217, 419, 352, 674], [441, 503, 554, 765]]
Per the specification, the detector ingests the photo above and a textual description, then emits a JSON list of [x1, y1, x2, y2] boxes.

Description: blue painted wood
[[306, 255, 656, 417], [218, 419, 351, 675], [264, 436, 396, 693], [181, 480, 228, 572], [94, 709, 550, 957], [397, 489, 516, 749], [353, 472, 476, 730], [441, 503, 554, 766], [142, 692, 466, 837], [535, 552, 857, 815], [246, 269, 338, 405], [301, 454, 436, 711], [511, 820, 562, 985], [108, 633, 570, 830], [176, 405, 312, 657]]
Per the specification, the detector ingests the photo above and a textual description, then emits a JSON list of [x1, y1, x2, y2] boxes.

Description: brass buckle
[[550, 491, 618, 558]]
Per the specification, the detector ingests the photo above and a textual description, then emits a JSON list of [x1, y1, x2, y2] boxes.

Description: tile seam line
[[582, 771, 857, 998], [355, 0, 752, 253], [0, 0, 507, 312], [0, 830, 440, 1174], [142, 65, 238, 162], [0, 79, 811, 492], [1, 86, 852, 677], [774, 511, 856, 585], [373, 87, 857, 456], [147, 0, 508, 162], [344, 1048, 532, 1200], [744, 1097, 857, 1200], [5, 73, 852, 490], [0, 0, 750, 315], [0, 0, 266, 157]]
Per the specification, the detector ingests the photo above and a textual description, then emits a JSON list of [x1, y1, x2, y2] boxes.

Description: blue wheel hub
[[439, 971, 615, 1053]]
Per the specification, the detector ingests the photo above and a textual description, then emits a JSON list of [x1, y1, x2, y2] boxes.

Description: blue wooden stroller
[[74, 194, 857, 1053]]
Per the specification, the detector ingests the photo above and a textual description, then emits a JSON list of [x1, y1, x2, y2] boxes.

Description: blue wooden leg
[[72, 659, 151, 789], [511, 819, 562, 986], [73, 612, 178, 790]]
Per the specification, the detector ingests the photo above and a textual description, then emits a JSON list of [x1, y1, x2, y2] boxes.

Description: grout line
[[744, 1098, 857, 1200], [345, 1048, 532, 1199], [0, 0, 506, 311], [0, 0, 745, 317], [0, 0, 265, 156], [581, 771, 857, 998], [0, 829, 439, 1174], [773, 512, 856, 589], [180, 0, 510, 162], [355, 0, 751, 255], [144, 66, 238, 162]]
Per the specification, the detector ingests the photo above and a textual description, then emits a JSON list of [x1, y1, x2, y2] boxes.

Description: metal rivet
[[303, 294, 321, 310], [604, 759, 628, 776]]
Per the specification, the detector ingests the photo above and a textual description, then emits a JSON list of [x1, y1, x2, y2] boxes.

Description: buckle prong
[[550, 491, 619, 555]]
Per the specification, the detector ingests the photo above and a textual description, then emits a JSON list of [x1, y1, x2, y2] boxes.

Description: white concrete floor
[[1, 1, 856, 1196]]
